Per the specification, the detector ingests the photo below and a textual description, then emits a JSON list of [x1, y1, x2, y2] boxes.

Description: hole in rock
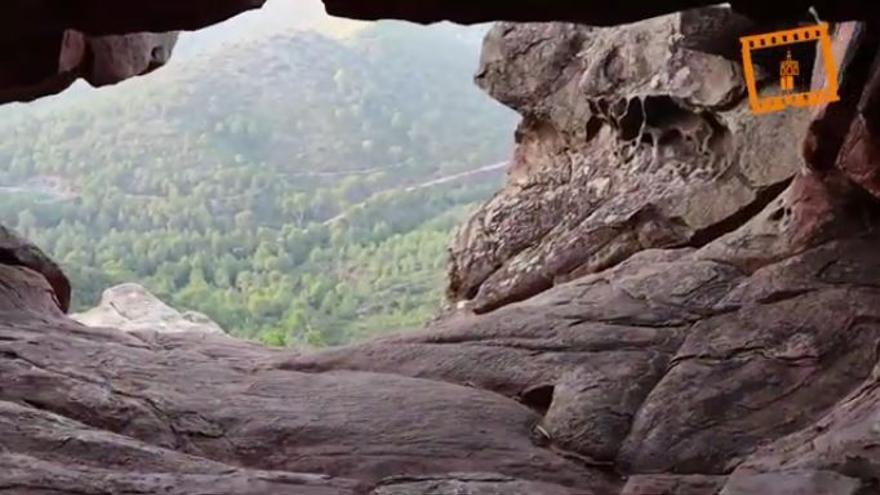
[[521, 384, 555, 414], [618, 98, 645, 141], [657, 128, 683, 146], [585, 116, 603, 142], [769, 207, 786, 222], [643, 96, 692, 128]]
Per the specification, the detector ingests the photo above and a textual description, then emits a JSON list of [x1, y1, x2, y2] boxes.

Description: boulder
[[0, 225, 70, 312], [73, 283, 227, 335]]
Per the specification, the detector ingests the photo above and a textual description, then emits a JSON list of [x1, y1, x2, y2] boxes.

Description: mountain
[[0, 19, 518, 346]]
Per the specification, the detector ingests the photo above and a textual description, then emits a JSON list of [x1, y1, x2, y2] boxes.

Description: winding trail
[[324, 161, 509, 225]]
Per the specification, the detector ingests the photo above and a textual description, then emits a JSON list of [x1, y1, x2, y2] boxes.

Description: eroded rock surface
[[5, 2, 880, 495], [0, 250, 616, 494], [0, 225, 70, 313], [73, 283, 226, 335], [448, 10, 811, 313], [6, 221, 880, 493], [289, 235, 880, 481]]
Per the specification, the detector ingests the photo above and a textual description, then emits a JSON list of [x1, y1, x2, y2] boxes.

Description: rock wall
[[447, 10, 815, 312], [5, 191, 880, 494], [4, 1, 880, 495]]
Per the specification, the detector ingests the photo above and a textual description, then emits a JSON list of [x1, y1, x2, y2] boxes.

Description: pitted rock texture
[[447, 10, 812, 313], [286, 233, 880, 493], [73, 283, 227, 335]]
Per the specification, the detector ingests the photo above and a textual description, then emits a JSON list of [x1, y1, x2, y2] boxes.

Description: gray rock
[[371, 473, 584, 495], [8, 226, 880, 493], [720, 470, 861, 495], [73, 283, 227, 335], [448, 9, 811, 313]]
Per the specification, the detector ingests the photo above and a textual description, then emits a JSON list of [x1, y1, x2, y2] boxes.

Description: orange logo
[[740, 23, 840, 115]]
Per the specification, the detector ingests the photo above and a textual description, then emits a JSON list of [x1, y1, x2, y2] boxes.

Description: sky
[[173, 0, 364, 59]]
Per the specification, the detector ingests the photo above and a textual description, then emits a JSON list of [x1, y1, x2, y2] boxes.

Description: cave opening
[[520, 384, 556, 414]]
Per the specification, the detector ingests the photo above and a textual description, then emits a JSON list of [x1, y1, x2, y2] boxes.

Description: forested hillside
[[0, 20, 517, 346]]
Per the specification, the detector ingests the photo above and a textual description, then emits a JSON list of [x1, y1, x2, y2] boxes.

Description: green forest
[[0, 21, 517, 346]]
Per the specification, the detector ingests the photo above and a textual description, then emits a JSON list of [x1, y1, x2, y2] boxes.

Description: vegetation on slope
[[0, 21, 517, 346]]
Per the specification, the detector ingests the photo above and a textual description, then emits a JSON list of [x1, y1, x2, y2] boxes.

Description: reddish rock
[[4, 1, 880, 494], [0, 241, 616, 494], [621, 475, 726, 495]]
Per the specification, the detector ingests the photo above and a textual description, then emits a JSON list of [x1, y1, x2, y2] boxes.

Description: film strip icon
[[740, 23, 840, 115]]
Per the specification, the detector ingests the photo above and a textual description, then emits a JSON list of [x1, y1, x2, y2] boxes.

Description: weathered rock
[[0, 225, 70, 312], [73, 283, 226, 335], [803, 20, 880, 211], [621, 475, 726, 495], [1, 1, 266, 37], [370, 473, 583, 495], [0, 398, 363, 495], [8, 224, 880, 492], [82, 32, 179, 86], [720, 470, 861, 495], [0, 1, 263, 104], [5, 1, 880, 494], [448, 10, 811, 313], [1, 453, 362, 495], [0, 250, 616, 493], [286, 236, 880, 482]]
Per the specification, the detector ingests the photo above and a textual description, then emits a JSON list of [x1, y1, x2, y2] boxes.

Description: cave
[[3, 2, 880, 495]]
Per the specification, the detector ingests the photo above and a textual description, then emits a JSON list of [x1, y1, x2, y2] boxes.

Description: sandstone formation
[[448, 9, 810, 312], [0, 225, 70, 313], [4, 1, 880, 495], [5, 209, 880, 493], [73, 283, 226, 335]]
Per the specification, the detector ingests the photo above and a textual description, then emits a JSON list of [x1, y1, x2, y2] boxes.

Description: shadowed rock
[[321, 0, 873, 25], [0, 1, 264, 103], [0, 226, 70, 312]]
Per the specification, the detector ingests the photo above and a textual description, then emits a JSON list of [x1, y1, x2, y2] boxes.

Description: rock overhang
[[321, 0, 874, 25]]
